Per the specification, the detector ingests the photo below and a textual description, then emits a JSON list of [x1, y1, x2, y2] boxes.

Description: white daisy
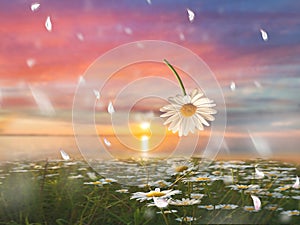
[[131, 188, 181, 202], [160, 89, 216, 136], [161, 59, 216, 137], [169, 198, 201, 206]]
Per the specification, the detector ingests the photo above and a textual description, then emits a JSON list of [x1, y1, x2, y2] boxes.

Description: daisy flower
[[215, 204, 238, 210], [198, 205, 214, 210], [169, 198, 201, 206], [281, 210, 300, 216], [131, 188, 181, 202], [160, 59, 217, 136], [175, 216, 196, 222]]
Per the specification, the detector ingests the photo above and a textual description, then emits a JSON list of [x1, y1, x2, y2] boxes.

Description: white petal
[[251, 195, 261, 211], [124, 27, 132, 35], [76, 33, 84, 41], [104, 138, 111, 147], [193, 116, 204, 130], [187, 8, 195, 22], [60, 149, 70, 161], [199, 113, 215, 121], [255, 168, 265, 179], [260, 29, 268, 41], [26, 58, 36, 68], [108, 101, 115, 114], [93, 90, 100, 100], [193, 98, 213, 106], [45, 16, 52, 32], [191, 92, 204, 103], [183, 95, 191, 104], [179, 32, 185, 41], [195, 114, 209, 126], [146, 0, 152, 5], [197, 108, 217, 114], [31, 3, 40, 12], [160, 110, 177, 118], [163, 113, 180, 125], [230, 81, 236, 91], [153, 197, 168, 208], [292, 176, 299, 188]]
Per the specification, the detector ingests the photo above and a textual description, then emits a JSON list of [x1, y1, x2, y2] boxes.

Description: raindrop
[[187, 8, 195, 22], [31, 3, 40, 11], [260, 29, 268, 41], [108, 101, 115, 114], [45, 16, 52, 32]]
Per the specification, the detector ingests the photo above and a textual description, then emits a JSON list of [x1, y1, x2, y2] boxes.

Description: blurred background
[[0, 0, 299, 161]]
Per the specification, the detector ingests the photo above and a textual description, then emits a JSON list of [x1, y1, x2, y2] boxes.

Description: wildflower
[[157, 210, 177, 214], [198, 205, 214, 210], [215, 204, 238, 210], [264, 204, 282, 211], [244, 206, 259, 212], [176, 216, 196, 222], [190, 193, 205, 200], [169, 198, 201, 206], [160, 60, 216, 136], [281, 210, 300, 216], [84, 181, 102, 186], [68, 175, 84, 179], [99, 178, 117, 184], [255, 166, 264, 179], [131, 188, 181, 202], [116, 189, 129, 193]]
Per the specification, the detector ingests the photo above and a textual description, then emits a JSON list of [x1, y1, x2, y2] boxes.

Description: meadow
[[0, 158, 299, 225]]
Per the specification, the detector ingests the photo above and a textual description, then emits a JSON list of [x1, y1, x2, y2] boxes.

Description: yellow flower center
[[146, 191, 166, 197], [180, 103, 197, 117], [237, 185, 248, 189], [205, 205, 213, 209], [196, 177, 210, 181], [291, 211, 299, 215], [175, 165, 188, 172], [224, 205, 232, 209]]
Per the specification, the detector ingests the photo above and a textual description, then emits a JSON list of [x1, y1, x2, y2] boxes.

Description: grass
[[0, 158, 299, 225]]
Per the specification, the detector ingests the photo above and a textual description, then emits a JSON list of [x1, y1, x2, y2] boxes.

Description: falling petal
[[260, 29, 268, 41], [78, 75, 85, 84], [254, 80, 262, 88], [187, 8, 195, 22], [60, 149, 70, 161], [45, 16, 52, 32], [230, 81, 236, 91], [31, 3, 40, 11], [255, 167, 265, 179], [76, 33, 84, 41], [292, 176, 299, 188], [87, 172, 97, 180], [104, 138, 111, 147], [146, 0, 152, 5], [248, 131, 272, 158], [93, 90, 100, 100], [251, 195, 261, 211], [108, 101, 115, 114], [26, 58, 36, 68], [29, 85, 55, 116], [153, 197, 168, 208], [179, 32, 185, 41], [124, 27, 132, 35]]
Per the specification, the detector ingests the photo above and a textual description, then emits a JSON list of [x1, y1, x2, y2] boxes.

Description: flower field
[[0, 158, 299, 224]]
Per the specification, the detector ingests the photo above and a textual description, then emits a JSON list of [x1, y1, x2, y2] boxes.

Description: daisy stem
[[163, 59, 187, 96], [161, 210, 170, 225]]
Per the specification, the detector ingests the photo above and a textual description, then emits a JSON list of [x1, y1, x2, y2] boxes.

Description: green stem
[[164, 59, 187, 96]]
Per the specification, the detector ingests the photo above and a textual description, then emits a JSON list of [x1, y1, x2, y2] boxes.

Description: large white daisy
[[160, 88, 217, 136]]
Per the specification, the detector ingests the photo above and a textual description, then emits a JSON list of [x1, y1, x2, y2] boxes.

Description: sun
[[140, 122, 150, 130]]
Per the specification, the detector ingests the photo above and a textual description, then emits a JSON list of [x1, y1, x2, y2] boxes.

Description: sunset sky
[[0, 0, 299, 160]]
